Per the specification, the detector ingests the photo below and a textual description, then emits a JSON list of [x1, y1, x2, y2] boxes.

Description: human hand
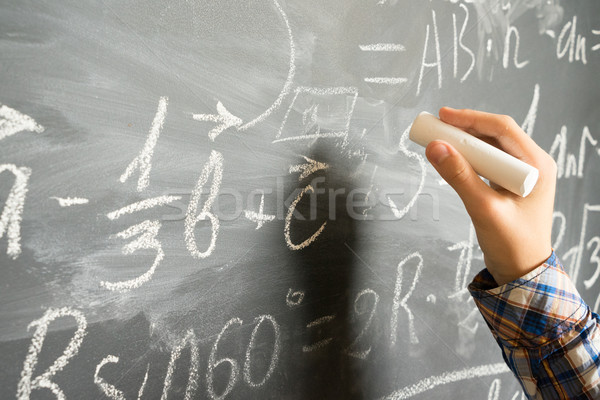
[[425, 107, 557, 286]]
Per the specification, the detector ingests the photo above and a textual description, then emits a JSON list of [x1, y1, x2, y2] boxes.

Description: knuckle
[[448, 163, 470, 186], [498, 114, 516, 130]]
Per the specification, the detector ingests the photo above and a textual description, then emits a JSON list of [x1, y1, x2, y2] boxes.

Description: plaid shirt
[[469, 252, 600, 399]]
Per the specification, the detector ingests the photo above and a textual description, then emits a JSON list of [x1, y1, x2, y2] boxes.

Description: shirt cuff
[[468, 251, 589, 351]]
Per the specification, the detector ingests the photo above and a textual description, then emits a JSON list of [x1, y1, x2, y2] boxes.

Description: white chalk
[[409, 112, 539, 197]]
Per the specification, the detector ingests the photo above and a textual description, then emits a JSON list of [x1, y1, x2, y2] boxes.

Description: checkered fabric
[[470, 252, 600, 399]]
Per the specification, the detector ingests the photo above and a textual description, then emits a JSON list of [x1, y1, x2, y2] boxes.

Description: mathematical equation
[[1, 0, 600, 399]]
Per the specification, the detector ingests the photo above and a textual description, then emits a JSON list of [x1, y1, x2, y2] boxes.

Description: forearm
[[469, 252, 600, 399]]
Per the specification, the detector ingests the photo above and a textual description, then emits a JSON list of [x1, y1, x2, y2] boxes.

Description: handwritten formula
[[1, 0, 599, 398]]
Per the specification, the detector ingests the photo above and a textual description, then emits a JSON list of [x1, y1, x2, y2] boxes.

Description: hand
[[425, 107, 557, 286]]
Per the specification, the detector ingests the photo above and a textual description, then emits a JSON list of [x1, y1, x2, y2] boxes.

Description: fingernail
[[428, 142, 450, 165]]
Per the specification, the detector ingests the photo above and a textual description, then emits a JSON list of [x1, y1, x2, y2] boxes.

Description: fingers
[[438, 107, 541, 163], [426, 140, 500, 219]]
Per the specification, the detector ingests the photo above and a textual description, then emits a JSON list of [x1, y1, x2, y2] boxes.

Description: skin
[[425, 107, 557, 286]]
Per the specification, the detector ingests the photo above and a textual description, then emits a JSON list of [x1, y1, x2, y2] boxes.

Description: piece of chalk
[[409, 112, 539, 197]]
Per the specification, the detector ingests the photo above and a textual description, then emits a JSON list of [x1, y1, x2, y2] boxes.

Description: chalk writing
[[592, 30, 600, 52], [387, 125, 427, 219], [503, 25, 529, 69], [0, 164, 31, 259], [417, 10, 442, 96], [274, 87, 358, 144], [286, 288, 305, 307], [120, 96, 168, 192], [303, 315, 336, 352], [521, 84, 540, 137], [17, 308, 87, 400], [448, 224, 477, 294], [289, 156, 329, 181], [138, 364, 149, 400], [453, 4, 475, 83], [562, 204, 600, 285], [207, 318, 243, 400], [243, 315, 281, 387], [284, 184, 327, 250], [50, 197, 89, 207], [360, 43, 408, 85], [345, 289, 379, 359], [391, 252, 423, 346], [100, 220, 164, 292], [549, 126, 598, 179], [0, 104, 44, 141], [487, 378, 501, 400], [244, 192, 275, 230], [552, 211, 567, 249], [94, 355, 126, 400], [380, 363, 510, 399], [193, 101, 242, 141], [583, 237, 600, 290], [237, 0, 296, 131], [557, 16, 587, 64], [106, 195, 182, 220], [161, 330, 199, 400], [185, 150, 223, 258]]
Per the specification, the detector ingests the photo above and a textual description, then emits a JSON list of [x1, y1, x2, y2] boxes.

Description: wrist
[[485, 248, 554, 286]]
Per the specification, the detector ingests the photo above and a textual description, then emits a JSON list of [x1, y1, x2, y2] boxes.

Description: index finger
[[438, 107, 541, 163]]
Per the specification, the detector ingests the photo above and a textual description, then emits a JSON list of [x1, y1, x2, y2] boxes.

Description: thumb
[[426, 140, 496, 213]]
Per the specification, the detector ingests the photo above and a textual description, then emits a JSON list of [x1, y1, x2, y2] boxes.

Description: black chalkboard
[[1, 0, 599, 399]]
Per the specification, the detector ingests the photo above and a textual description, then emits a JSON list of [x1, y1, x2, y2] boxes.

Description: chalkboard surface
[[1, 0, 599, 399]]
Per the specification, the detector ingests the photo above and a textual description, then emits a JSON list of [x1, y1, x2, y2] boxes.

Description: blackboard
[[1, 0, 599, 399]]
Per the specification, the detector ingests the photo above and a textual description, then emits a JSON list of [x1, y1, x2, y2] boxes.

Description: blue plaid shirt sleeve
[[469, 251, 600, 399]]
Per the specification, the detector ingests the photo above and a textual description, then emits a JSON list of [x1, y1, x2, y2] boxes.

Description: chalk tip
[[520, 168, 539, 197]]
